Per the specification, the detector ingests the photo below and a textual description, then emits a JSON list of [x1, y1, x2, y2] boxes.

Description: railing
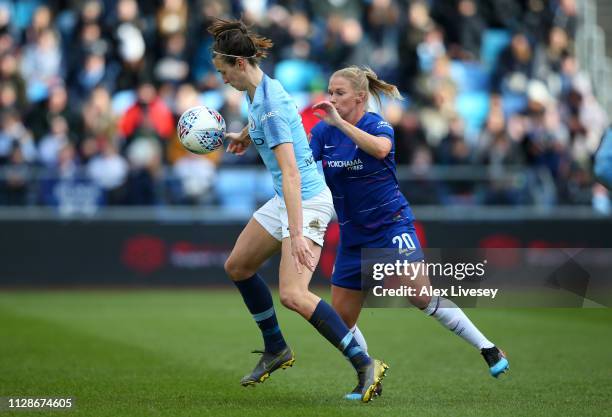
[[576, 0, 612, 116], [0, 165, 589, 212]]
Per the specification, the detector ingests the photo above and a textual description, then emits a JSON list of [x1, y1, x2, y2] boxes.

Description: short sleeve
[[364, 118, 394, 141], [262, 101, 293, 149], [309, 122, 324, 161]]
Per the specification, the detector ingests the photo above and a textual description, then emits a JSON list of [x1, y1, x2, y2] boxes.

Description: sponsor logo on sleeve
[[260, 110, 279, 122]]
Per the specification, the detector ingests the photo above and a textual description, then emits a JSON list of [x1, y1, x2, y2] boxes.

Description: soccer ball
[[177, 106, 226, 154]]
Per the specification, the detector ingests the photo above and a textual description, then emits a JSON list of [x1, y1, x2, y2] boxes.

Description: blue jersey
[[310, 112, 414, 247], [247, 74, 325, 200]]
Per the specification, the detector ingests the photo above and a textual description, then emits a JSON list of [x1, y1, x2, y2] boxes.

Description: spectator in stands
[[392, 110, 429, 166], [26, 82, 83, 144], [0, 82, 19, 114], [397, 0, 433, 94], [82, 86, 116, 145], [522, 0, 554, 43], [478, 0, 523, 32], [153, 31, 190, 85], [66, 21, 111, 91], [455, 0, 486, 60], [404, 144, 445, 205], [87, 142, 129, 205], [0, 109, 37, 164], [124, 138, 162, 205], [534, 26, 572, 95], [118, 82, 175, 147], [491, 32, 534, 95], [1, 143, 31, 205], [71, 49, 118, 105], [0, 0, 607, 210], [418, 56, 458, 147], [554, 0, 578, 37], [20, 28, 62, 101], [23, 5, 53, 45], [0, 54, 27, 112], [38, 115, 70, 168], [112, 0, 153, 91], [173, 153, 217, 205], [156, 0, 189, 38]]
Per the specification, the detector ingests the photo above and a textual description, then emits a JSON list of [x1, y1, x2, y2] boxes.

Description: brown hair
[[332, 66, 403, 109], [207, 18, 273, 66]]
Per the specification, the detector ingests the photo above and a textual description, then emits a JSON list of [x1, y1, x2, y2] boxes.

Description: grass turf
[[0, 290, 610, 417]]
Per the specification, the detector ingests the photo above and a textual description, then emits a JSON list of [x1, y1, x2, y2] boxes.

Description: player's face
[[213, 56, 246, 91], [328, 76, 365, 120]]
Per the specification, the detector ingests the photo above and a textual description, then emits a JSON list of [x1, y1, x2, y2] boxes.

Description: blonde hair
[[331, 66, 403, 109]]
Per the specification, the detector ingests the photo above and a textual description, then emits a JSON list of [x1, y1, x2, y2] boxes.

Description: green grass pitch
[[1, 290, 610, 417]]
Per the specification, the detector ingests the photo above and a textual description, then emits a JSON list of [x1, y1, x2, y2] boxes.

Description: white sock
[[424, 296, 494, 350], [350, 325, 368, 354]]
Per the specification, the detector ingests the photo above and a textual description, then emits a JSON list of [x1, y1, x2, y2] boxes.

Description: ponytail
[[208, 18, 273, 65], [332, 66, 403, 109]]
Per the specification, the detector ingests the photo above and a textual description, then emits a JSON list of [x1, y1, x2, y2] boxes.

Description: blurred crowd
[[0, 0, 609, 211]]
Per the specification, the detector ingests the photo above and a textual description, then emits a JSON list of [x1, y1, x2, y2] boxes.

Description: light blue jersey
[[246, 74, 325, 200]]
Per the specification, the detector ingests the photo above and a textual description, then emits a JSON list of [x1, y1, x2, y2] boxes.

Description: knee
[[279, 289, 306, 312], [224, 257, 254, 281]]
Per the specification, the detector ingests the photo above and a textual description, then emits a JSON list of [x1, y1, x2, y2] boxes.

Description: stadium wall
[[1, 211, 610, 287]]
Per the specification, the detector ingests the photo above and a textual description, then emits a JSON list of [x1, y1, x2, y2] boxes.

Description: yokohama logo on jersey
[[325, 158, 364, 170]]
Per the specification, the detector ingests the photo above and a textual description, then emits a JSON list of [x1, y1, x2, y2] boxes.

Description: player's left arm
[[313, 101, 391, 159]]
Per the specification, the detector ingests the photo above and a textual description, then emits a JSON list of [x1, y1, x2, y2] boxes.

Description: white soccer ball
[[177, 106, 226, 154]]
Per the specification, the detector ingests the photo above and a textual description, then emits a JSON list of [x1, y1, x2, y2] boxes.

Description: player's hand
[[312, 101, 343, 127], [290, 234, 316, 274], [225, 131, 251, 155]]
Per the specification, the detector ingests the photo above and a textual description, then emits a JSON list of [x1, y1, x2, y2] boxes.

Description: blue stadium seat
[[480, 29, 512, 71], [200, 90, 224, 111], [111, 90, 137, 115], [502, 92, 528, 118], [254, 171, 275, 203], [9, 0, 41, 31], [274, 59, 322, 94], [215, 168, 258, 215], [455, 92, 490, 134], [450, 61, 490, 92]]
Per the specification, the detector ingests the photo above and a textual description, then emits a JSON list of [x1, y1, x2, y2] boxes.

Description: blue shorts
[[331, 223, 423, 290]]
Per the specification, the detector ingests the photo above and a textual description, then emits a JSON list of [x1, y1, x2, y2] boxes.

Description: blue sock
[[308, 300, 371, 370], [234, 274, 287, 354]]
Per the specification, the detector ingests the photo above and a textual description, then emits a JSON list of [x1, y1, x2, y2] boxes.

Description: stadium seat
[[10, 0, 41, 31], [455, 92, 490, 135], [480, 29, 512, 71], [450, 61, 490, 92], [254, 171, 275, 203], [200, 90, 224, 111], [215, 168, 258, 216], [274, 59, 323, 94], [111, 90, 137, 115], [501, 92, 528, 118]]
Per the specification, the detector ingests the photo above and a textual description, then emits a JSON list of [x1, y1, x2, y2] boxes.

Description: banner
[[1, 218, 610, 286]]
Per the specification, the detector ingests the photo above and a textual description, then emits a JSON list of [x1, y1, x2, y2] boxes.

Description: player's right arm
[[313, 100, 392, 160], [274, 143, 315, 273], [226, 125, 251, 155]]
